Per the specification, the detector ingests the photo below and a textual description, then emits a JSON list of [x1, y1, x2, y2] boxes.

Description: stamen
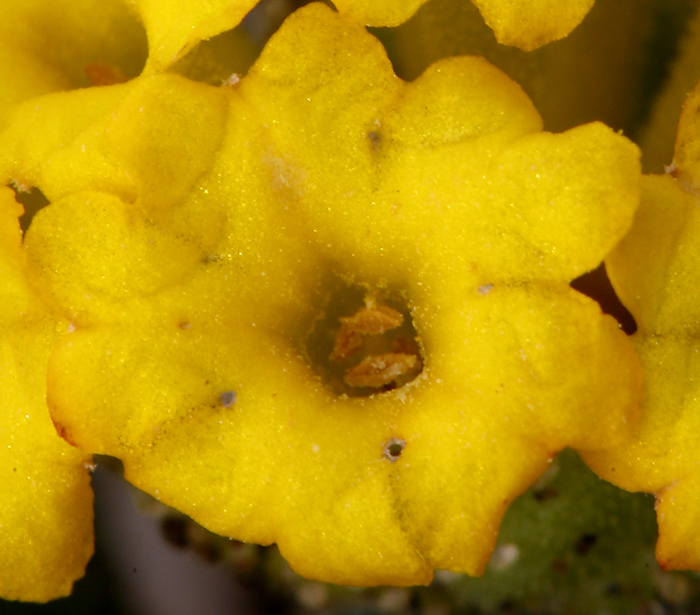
[[330, 303, 403, 361], [306, 286, 422, 396], [345, 353, 420, 388]]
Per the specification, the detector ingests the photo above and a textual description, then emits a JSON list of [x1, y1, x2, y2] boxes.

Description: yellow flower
[[0, 0, 146, 128], [0, 0, 597, 102], [0, 4, 641, 587], [127, 0, 597, 72], [299, 0, 595, 50], [386, 0, 664, 139], [0, 187, 93, 602], [584, 79, 700, 573], [127, 0, 258, 73]]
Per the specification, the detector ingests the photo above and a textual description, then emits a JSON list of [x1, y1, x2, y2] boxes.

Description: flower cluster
[[2, 0, 700, 604]]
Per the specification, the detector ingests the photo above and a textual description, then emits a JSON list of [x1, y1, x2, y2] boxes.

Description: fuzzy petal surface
[[0, 188, 93, 602], [1, 4, 641, 586], [585, 83, 700, 571], [585, 171, 700, 572]]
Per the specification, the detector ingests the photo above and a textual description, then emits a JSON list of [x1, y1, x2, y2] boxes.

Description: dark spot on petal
[[368, 129, 382, 151], [219, 391, 237, 407], [383, 437, 405, 461]]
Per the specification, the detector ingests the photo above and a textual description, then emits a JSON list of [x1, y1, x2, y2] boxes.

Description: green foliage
[[448, 449, 660, 613]]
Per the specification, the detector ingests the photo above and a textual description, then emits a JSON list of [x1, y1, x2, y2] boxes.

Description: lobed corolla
[[0, 4, 643, 588]]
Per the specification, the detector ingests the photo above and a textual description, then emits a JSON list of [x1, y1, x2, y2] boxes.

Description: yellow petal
[[243, 12, 640, 281], [656, 476, 700, 571], [0, 188, 93, 602], [168, 27, 259, 86], [386, 0, 670, 140], [0, 0, 146, 128], [4, 4, 641, 586], [486, 122, 642, 279], [585, 168, 700, 572], [330, 0, 594, 49], [471, 0, 595, 50], [129, 0, 258, 73], [605, 175, 696, 336], [24, 191, 207, 325], [0, 84, 136, 202]]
